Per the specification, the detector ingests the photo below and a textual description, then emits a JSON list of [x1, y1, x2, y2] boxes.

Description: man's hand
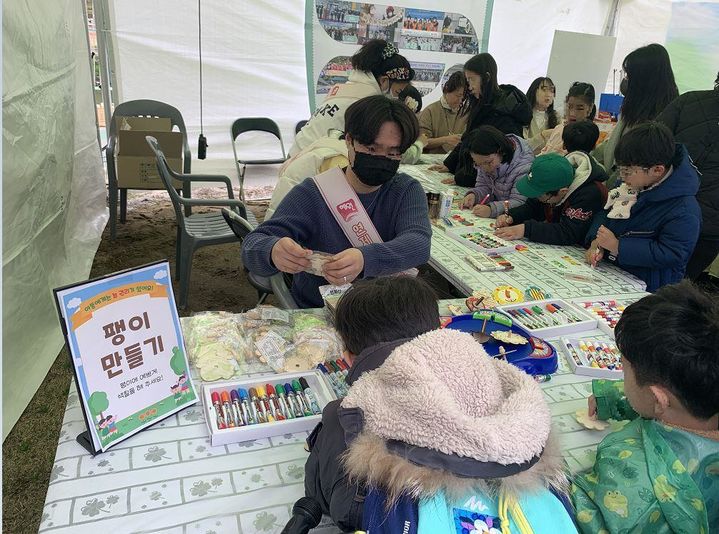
[[322, 248, 364, 286], [428, 164, 449, 173], [494, 224, 524, 240], [271, 237, 311, 274]]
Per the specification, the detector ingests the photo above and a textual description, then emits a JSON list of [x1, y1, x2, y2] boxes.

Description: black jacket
[[444, 84, 532, 187], [657, 88, 719, 238], [508, 152, 608, 246], [303, 338, 409, 532]]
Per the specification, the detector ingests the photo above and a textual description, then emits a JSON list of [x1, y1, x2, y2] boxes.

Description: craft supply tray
[[203, 370, 336, 446], [444, 310, 558, 376], [498, 299, 597, 338], [560, 337, 623, 379], [446, 227, 516, 254]]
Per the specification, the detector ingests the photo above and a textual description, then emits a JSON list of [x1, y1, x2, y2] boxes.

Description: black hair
[[334, 277, 440, 355], [566, 82, 597, 120], [459, 53, 500, 117], [468, 125, 514, 164], [443, 71, 466, 94], [562, 120, 600, 153], [526, 77, 559, 129], [621, 44, 678, 126], [614, 121, 675, 168], [344, 95, 420, 153], [351, 39, 414, 82], [615, 281, 719, 420], [397, 84, 423, 113]]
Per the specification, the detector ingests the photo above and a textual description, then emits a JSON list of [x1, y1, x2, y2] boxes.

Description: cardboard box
[[202, 370, 337, 446], [115, 116, 184, 189]]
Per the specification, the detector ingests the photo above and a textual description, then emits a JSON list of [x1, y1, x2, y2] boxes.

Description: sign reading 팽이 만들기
[[54, 261, 196, 454]]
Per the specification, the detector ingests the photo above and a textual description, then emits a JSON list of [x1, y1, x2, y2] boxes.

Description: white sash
[[312, 167, 418, 277]]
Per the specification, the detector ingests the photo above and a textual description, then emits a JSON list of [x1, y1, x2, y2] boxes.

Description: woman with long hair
[[592, 43, 678, 186], [429, 53, 532, 186], [524, 76, 559, 153]]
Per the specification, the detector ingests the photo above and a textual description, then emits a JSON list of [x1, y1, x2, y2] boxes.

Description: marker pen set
[[573, 299, 628, 338], [561, 337, 623, 379], [499, 299, 597, 338], [447, 228, 516, 255], [465, 253, 514, 272], [317, 358, 350, 397], [203, 370, 336, 446]]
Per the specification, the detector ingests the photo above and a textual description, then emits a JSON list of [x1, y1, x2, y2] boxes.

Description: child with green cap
[[494, 152, 608, 245]]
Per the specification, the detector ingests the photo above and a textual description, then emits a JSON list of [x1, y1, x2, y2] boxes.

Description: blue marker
[[237, 388, 256, 425]]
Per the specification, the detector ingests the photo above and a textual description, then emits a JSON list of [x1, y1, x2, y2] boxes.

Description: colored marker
[[248, 387, 267, 423], [238, 388, 256, 425], [266, 384, 285, 420], [275, 384, 294, 420], [503, 199, 509, 217], [299, 377, 322, 415], [256, 386, 275, 422], [221, 391, 236, 428], [211, 392, 227, 429], [292, 380, 314, 416], [318, 363, 345, 397], [478, 193, 490, 206], [230, 389, 244, 426], [284, 382, 304, 418]]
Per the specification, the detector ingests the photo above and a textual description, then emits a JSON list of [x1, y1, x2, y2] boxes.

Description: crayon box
[[498, 299, 597, 338], [560, 337, 624, 379], [202, 370, 337, 446]]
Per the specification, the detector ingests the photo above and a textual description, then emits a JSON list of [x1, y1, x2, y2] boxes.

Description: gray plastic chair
[[107, 99, 192, 239], [221, 208, 298, 309], [231, 117, 287, 200], [146, 136, 251, 309]]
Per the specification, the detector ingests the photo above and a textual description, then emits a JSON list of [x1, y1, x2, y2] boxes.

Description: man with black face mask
[[242, 95, 432, 308]]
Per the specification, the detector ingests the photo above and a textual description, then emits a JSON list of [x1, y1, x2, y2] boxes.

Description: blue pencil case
[[443, 309, 558, 376]]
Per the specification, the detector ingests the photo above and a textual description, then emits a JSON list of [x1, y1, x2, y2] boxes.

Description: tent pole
[[603, 0, 621, 36], [94, 0, 113, 138]]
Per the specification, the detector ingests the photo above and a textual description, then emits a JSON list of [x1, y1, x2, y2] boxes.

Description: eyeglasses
[[617, 165, 650, 178]]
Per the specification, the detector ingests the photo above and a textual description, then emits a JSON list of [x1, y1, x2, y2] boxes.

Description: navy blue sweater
[[587, 144, 701, 291], [241, 173, 432, 308]]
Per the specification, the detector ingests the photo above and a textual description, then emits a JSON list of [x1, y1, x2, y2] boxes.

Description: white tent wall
[[2, 0, 107, 437]]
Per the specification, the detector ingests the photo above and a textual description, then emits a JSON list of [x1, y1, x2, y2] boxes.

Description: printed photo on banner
[[410, 61, 445, 96], [401, 8, 442, 37], [357, 4, 403, 44], [317, 55, 352, 94], [54, 261, 196, 453]]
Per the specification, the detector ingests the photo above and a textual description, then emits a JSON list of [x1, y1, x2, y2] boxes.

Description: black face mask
[[619, 77, 628, 96], [351, 150, 400, 187]]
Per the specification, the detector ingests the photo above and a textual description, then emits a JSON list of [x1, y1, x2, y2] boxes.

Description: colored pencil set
[[210, 378, 321, 430], [465, 253, 514, 272], [504, 302, 582, 330], [317, 358, 350, 397], [578, 300, 626, 331]]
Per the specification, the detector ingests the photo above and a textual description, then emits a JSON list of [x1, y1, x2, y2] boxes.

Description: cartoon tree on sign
[[88, 391, 109, 421], [170, 346, 186, 377]]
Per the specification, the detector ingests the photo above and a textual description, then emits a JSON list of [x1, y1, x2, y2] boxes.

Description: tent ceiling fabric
[[2, 0, 107, 437]]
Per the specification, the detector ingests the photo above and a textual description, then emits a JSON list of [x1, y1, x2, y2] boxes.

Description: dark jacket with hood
[[657, 86, 719, 239], [509, 151, 608, 246], [303, 338, 408, 531], [587, 144, 701, 292], [444, 84, 533, 187]]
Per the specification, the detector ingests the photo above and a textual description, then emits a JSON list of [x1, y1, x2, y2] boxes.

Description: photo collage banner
[[305, 0, 494, 110]]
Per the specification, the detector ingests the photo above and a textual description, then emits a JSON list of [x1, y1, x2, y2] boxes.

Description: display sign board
[[54, 261, 197, 454]]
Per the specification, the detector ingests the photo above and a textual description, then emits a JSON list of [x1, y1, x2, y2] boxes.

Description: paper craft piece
[[493, 285, 524, 305], [465, 290, 499, 311], [575, 409, 609, 431], [304, 251, 334, 276], [447, 304, 466, 316], [548, 254, 598, 283], [525, 286, 550, 301], [491, 331, 528, 345]]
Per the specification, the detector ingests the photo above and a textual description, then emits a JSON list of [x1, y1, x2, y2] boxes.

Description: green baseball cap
[[516, 153, 575, 198]]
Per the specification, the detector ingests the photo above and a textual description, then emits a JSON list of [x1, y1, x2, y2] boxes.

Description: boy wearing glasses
[[585, 122, 701, 291]]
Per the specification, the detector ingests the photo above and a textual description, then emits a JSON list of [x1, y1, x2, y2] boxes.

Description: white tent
[[3, 0, 717, 437]]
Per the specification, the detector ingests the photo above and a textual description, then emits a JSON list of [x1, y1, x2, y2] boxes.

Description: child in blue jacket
[[585, 122, 701, 291]]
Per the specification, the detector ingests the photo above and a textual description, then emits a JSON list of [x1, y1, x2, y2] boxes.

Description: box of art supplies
[[569, 298, 636, 339], [499, 299, 597, 338], [203, 370, 337, 446], [115, 116, 184, 189], [560, 337, 623, 379], [316, 357, 351, 398], [464, 252, 514, 272], [446, 227, 516, 255]]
